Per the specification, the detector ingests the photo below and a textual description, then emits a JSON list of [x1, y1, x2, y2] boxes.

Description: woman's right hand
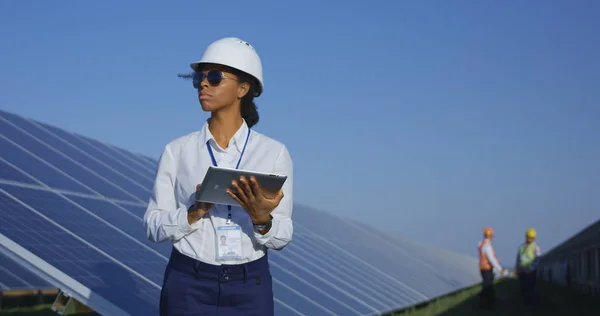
[[187, 184, 214, 225]]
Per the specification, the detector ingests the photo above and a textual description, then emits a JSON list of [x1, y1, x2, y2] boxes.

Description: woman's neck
[[208, 110, 244, 149]]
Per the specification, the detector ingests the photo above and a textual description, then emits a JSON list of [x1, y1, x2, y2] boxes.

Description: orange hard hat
[[483, 227, 494, 237]]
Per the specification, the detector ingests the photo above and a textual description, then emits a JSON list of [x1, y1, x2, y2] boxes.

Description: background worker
[[478, 227, 504, 310], [515, 228, 542, 305]]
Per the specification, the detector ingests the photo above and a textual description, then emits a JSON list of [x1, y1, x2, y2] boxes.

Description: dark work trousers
[[519, 270, 538, 305], [159, 248, 274, 316], [479, 269, 495, 309]]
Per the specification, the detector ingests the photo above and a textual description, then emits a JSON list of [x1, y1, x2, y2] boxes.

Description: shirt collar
[[200, 118, 249, 153]]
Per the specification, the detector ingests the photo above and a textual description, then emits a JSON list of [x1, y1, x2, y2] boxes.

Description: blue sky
[[1, 0, 599, 263]]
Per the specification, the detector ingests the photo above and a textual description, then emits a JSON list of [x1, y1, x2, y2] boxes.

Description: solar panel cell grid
[[114, 202, 152, 219], [271, 263, 361, 315], [282, 235, 393, 296], [0, 184, 166, 286], [62, 195, 173, 257], [0, 252, 53, 290], [0, 113, 152, 198], [294, 221, 428, 301], [0, 109, 481, 316], [0, 118, 137, 202], [272, 246, 393, 310], [32, 121, 156, 188], [270, 250, 381, 314], [0, 155, 39, 186], [272, 281, 335, 316], [72, 133, 158, 176], [0, 137, 95, 193], [299, 229, 424, 304], [0, 188, 160, 315]]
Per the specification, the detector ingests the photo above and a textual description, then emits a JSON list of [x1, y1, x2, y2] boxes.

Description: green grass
[[391, 285, 481, 316], [387, 277, 600, 316], [0, 304, 55, 316], [3, 279, 598, 315], [0, 306, 96, 316], [0, 304, 98, 316]]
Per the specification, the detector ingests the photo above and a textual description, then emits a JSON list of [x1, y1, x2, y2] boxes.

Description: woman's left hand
[[227, 176, 284, 224]]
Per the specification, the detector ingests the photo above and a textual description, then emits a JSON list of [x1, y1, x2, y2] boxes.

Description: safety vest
[[478, 239, 497, 271], [519, 242, 537, 268]]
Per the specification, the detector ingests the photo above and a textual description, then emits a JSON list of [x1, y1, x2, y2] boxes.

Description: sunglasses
[[192, 70, 237, 89]]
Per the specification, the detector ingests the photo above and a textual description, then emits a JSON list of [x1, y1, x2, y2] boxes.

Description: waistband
[[167, 247, 270, 282]]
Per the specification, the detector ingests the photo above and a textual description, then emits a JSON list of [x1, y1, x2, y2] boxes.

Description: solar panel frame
[[0, 227, 130, 315]]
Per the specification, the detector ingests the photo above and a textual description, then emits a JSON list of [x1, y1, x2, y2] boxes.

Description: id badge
[[216, 225, 244, 261]]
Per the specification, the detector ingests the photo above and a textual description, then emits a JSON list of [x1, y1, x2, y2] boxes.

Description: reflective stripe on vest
[[519, 242, 537, 268]]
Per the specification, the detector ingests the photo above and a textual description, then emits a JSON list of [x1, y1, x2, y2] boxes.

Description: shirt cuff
[[178, 205, 202, 235], [253, 216, 278, 244]]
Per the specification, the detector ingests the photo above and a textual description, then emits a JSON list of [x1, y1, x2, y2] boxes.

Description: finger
[[196, 184, 201, 191], [249, 176, 262, 199], [262, 190, 283, 209], [276, 190, 284, 201], [227, 189, 246, 208], [270, 190, 284, 207], [238, 176, 255, 201], [230, 180, 248, 202], [228, 187, 249, 208]]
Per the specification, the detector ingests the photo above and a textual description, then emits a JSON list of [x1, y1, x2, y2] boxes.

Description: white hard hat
[[190, 37, 264, 97]]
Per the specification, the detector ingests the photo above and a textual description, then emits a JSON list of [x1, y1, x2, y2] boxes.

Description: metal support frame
[[538, 242, 600, 297], [593, 247, 600, 296], [51, 290, 94, 315]]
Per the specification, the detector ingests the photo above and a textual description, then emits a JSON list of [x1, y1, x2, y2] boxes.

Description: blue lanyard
[[206, 128, 251, 216]]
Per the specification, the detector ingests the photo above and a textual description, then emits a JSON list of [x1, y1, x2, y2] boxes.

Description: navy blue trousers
[[519, 270, 538, 305], [479, 269, 495, 309], [159, 248, 274, 316]]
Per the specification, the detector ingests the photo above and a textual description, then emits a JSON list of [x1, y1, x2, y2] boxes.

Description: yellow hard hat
[[526, 228, 537, 239]]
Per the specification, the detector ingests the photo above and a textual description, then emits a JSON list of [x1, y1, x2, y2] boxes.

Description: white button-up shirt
[[143, 120, 294, 265]]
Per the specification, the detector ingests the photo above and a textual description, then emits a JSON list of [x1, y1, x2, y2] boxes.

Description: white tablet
[[195, 166, 288, 206]]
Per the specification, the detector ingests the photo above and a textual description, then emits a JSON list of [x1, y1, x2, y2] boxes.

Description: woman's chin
[[200, 101, 228, 113], [199, 101, 213, 112]]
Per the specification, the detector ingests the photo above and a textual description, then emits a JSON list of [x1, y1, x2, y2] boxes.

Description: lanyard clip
[[226, 206, 232, 225]]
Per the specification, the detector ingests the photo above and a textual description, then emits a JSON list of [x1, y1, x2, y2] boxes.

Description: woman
[[143, 37, 294, 316]]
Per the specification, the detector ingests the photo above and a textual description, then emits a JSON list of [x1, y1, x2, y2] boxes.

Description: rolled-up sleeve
[[254, 145, 294, 250], [143, 144, 202, 243]]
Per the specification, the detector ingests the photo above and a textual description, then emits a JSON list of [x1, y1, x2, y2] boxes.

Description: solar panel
[[0, 109, 481, 315], [0, 251, 54, 291]]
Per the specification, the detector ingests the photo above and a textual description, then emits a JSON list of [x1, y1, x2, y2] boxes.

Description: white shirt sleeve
[[143, 145, 202, 243], [253, 145, 294, 250], [482, 243, 502, 272]]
